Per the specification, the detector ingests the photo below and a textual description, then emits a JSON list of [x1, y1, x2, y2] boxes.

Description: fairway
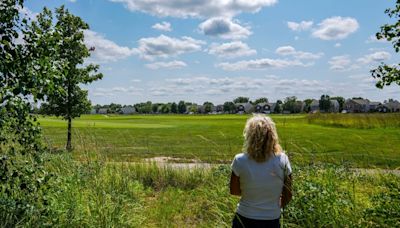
[[40, 114, 400, 168]]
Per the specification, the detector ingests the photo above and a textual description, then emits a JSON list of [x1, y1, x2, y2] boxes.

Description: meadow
[[15, 113, 397, 227], [39, 114, 400, 168]]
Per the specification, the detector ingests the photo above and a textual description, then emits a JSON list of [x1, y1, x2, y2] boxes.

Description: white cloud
[[145, 60, 187, 69], [275, 46, 323, 60], [109, 0, 277, 18], [329, 55, 354, 71], [84, 30, 135, 63], [207, 41, 256, 58], [92, 86, 144, 97], [366, 35, 390, 43], [198, 17, 251, 40], [312, 16, 359, 40], [334, 43, 341, 48], [287, 20, 313, 31], [134, 35, 205, 61], [357, 51, 391, 64], [217, 58, 310, 71], [152, 21, 172, 32]]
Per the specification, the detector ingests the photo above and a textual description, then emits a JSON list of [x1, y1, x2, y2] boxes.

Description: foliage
[[203, 101, 214, 113], [319, 94, 331, 112], [274, 100, 283, 113], [283, 96, 302, 113], [223, 101, 235, 113], [135, 101, 152, 114], [233, 96, 249, 104], [152, 103, 159, 113], [171, 102, 178, 114], [32, 6, 103, 150], [0, 1, 52, 225], [371, 0, 400, 88], [178, 100, 186, 114], [253, 97, 268, 104]]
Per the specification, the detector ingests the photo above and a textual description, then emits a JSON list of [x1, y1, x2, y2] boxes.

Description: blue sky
[[25, 0, 399, 105]]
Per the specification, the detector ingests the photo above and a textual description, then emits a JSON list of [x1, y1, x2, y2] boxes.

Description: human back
[[230, 115, 292, 228]]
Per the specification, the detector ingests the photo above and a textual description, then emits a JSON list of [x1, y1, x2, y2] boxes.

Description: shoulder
[[234, 153, 248, 162], [272, 151, 290, 164]]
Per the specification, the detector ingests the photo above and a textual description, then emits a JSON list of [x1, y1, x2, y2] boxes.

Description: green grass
[[40, 153, 399, 227], [39, 114, 400, 168]]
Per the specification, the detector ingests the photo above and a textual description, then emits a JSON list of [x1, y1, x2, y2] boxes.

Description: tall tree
[[203, 101, 214, 113], [178, 100, 186, 114], [152, 103, 159, 113], [223, 101, 236, 113], [171, 102, 178, 113], [254, 97, 268, 104], [283, 96, 297, 113], [37, 6, 103, 151], [371, 1, 400, 88], [319, 94, 331, 112], [233, 96, 249, 104], [274, 100, 283, 113]]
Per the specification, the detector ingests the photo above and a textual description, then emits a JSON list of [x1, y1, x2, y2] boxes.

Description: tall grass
[[307, 113, 400, 129]]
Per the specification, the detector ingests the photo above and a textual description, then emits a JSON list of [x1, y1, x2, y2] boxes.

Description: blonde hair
[[243, 114, 282, 162]]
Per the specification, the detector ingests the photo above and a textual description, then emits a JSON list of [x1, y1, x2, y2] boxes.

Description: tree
[[152, 103, 159, 113], [331, 96, 345, 112], [233, 96, 249, 104], [37, 6, 103, 151], [178, 100, 186, 114], [274, 100, 283, 113], [223, 101, 236, 113], [303, 99, 313, 113], [319, 95, 331, 112], [371, 1, 400, 88], [171, 102, 178, 113], [0, 1, 55, 224], [203, 101, 214, 113], [160, 104, 170, 113], [283, 96, 297, 113], [254, 97, 268, 104]]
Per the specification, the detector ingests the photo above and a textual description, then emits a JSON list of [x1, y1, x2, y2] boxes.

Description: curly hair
[[243, 114, 282, 162]]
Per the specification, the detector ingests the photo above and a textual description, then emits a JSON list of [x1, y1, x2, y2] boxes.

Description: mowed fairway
[[39, 114, 400, 168]]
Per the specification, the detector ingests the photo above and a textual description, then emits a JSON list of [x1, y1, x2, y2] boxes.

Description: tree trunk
[[66, 117, 72, 151]]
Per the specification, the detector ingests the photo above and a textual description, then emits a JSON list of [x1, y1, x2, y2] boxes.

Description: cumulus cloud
[[152, 21, 172, 32], [335, 43, 341, 48], [109, 0, 277, 18], [134, 35, 205, 61], [357, 51, 391, 64], [328, 55, 355, 71], [217, 58, 310, 71], [198, 17, 251, 40], [84, 30, 135, 63], [275, 46, 323, 60], [145, 60, 187, 69], [207, 41, 256, 58], [92, 86, 144, 97], [312, 16, 359, 40], [287, 20, 313, 31]]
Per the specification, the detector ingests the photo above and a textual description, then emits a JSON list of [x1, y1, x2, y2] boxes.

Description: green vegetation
[[40, 114, 400, 168], [308, 113, 400, 129]]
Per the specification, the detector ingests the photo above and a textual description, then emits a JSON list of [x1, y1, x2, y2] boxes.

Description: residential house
[[235, 103, 254, 114], [98, 108, 108, 114], [344, 99, 370, 113], [385, 100, 400, 112], [310, 99, 320, 113], [90, 108, 97, 114], [255, 103, 276, 114], [369, 102, 381, 112], [121, 106, 136, 115], [329, 100, 340, 113], [216, 105, 224, 113]]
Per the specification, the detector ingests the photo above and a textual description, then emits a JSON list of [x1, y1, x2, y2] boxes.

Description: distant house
[[121, 106, 136, 115], [369, 102, 381, 112], [329, 100, 340, 113], [90, 108, 97, 114], [345, 99, 370, 113], [216, 105, 224, 113], [235, 103, 254, 114], [310, 99, 320, 113], [197, 105, 205, 114], [98, 108, 108, 114], [385, 100, 400, 112], [255, 103, 276, 114]]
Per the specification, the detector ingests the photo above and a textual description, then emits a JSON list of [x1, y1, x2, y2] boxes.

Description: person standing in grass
[[230, 115, 292, 228]]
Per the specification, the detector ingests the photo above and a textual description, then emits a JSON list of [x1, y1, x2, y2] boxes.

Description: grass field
[[39, 114, 400, 168]]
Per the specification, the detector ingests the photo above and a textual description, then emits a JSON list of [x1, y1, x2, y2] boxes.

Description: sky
[[24, 0, 400, 105]]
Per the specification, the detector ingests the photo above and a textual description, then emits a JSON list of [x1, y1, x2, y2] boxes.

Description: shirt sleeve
[[281, 153, 292, 176], [231, 155, 241, 177]]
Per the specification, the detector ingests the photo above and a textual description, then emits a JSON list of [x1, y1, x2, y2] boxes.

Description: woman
[[230, 115, 292, 228]]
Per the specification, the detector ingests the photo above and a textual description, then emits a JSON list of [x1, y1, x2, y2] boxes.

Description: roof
[[352, 99, 369, 105]]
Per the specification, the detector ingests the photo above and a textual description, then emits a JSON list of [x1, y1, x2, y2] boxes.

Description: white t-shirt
[[231, 152, 292, 220]]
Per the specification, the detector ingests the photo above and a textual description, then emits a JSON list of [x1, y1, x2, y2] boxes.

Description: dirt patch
[[142, 156, 216, 169]]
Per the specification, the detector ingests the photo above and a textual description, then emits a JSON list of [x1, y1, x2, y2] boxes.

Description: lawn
[[39, 114, 400, 168]]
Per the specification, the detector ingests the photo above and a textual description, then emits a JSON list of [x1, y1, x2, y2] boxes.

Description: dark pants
[[232, 213, 280, 228]]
